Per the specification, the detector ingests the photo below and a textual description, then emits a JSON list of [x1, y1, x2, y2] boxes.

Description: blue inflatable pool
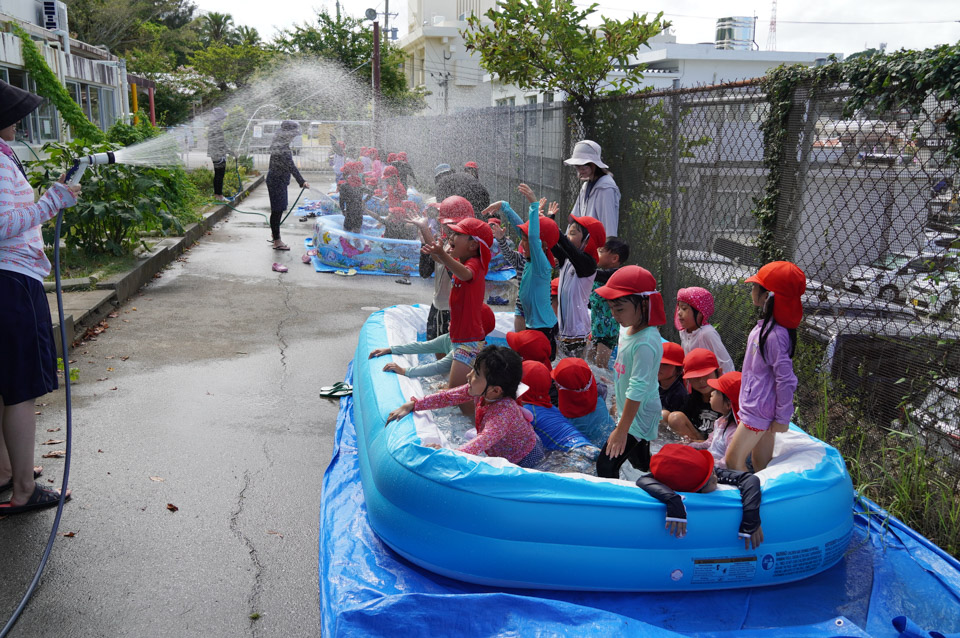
[[350, 305, 855, 592]]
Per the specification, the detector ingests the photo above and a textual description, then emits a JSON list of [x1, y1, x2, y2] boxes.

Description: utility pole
[[384, 0, 389, 39], [373, 20, 381, 148], [336, 0, 340, 20]]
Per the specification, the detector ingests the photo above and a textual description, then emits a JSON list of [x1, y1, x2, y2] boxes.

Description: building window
[[526, 95, 537, 105], [4, 68, 59, 143], [496, 97, 516, 107], [544, 92, 554, 104]]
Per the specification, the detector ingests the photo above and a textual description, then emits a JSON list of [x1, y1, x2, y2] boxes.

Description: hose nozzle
[[64, 151, 116, 185]]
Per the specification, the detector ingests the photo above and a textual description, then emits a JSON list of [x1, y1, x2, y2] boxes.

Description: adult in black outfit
[[266, 120, 309, 251]]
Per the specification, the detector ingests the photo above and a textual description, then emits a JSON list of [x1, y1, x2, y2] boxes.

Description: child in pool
[[725, 261, 805, 472], [689, 371, 741, 469], [659, 342, 689, 418], [636, 444, 764, 549], [592, 266, 665, 477], [552, 213, 604, 358], [338, 161, 370, 234], [665, 348, 722, 442], [519, 361, 597, 456], [552, 357, 614, 449], [422, 216, 493, 415], [588, 237, 630, 368], [483, 184, 560, 356], [507, 329, 557, 406], [674, 286, 735, 374], [387, 345, 544, 468], [368, 305, 495, 379]]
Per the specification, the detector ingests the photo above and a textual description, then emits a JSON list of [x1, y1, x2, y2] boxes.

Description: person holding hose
[[0, 80, 80, 514], [266, 120, 309, 251], [207, 107, 229, 202]]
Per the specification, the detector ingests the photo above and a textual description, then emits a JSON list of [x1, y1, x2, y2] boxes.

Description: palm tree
[[198, 12, 236, 47], [235, 25, 261, 47]]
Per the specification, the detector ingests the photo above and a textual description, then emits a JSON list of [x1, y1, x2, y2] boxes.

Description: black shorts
[[426, 304, 450, 341], [0, 271, 58, 405], [530, 324, 559, 361]]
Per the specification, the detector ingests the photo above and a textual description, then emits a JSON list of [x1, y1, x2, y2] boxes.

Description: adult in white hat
[[564, 140, 621, 237]]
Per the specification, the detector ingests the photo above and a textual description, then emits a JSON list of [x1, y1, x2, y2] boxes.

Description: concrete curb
[[51, 175, 265, 355]]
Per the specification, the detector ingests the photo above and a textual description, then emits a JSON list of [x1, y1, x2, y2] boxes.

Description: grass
[[45, 248, 140, 282]]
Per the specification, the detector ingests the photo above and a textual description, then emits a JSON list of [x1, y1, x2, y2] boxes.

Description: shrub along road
[[0, 175, 434, 637]]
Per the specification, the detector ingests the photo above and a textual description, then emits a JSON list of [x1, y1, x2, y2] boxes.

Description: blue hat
[[434, 163, 453, 178]]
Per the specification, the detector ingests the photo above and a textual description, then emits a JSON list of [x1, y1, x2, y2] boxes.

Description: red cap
[[382, 165, 399, 179], [550, 277, 559, 297], [397, 152, 407, 161], [517, 215, 560, 250], [650, 444, 715, 492], [488, 217, 502, 226], [448, 217, 494, 270], [401, 200, 418, 212], [706, 370, 742, 423], [387, 153, 398, 162], [464, 161, 479, 169], [570, 215, 606, 262], [745, 261, 807, 330], [342, 161, 363, 175], [519, 360, 553, 408], [438, 195, 475, 225], [682, 348, 719, 379], [551, 358, 597, 419], [594, 266, 666, 326], [480, 304, 496, 336], [661, 342, 685, 368], [506, 330, 553, 370]]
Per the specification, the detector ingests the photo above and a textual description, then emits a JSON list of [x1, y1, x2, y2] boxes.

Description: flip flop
[[395, 278, 411, 285], [0, 482, 69, 515], [272, 263, 288, 273], [334, 268, 357, 277], [273, 243, 291, 251], [0, 466, 43, 492], [319, 382, 352, 397], [302, 253, 312, 264]]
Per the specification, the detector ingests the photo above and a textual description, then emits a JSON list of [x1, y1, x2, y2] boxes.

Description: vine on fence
[[753, 43, 960, 262], [12, 25, 105, 143]]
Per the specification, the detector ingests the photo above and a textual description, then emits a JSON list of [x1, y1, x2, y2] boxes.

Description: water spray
[[63, 151, 117, 185]]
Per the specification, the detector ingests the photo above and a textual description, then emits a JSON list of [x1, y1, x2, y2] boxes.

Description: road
[[0, 175, 434, 637]]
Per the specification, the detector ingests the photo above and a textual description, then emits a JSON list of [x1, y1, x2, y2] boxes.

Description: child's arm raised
[[636, 476, 687, 538], [552, 233, 597, 277], [423, 241, 475, 281], [715, 468, 764, 549]]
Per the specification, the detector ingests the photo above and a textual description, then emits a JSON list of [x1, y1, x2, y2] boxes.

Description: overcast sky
[[195, 0, 960, 58]]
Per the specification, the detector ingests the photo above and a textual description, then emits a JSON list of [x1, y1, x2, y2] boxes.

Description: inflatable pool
[[311, 216, 516, 279], [297, 189, 428, 218], [350, 304, 855, 592]]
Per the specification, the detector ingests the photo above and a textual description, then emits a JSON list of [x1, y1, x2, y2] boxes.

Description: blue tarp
[[320, 362, 960, 638]]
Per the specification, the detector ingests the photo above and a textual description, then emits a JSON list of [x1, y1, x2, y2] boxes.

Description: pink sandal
[[272, 263, 288, 273]]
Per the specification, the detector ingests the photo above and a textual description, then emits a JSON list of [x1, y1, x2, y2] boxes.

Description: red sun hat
[[519, 360, 553, 408], [488, 217, 501, 226], [506, 330, 553, 370], [438, 195, 475, 225], [569, 215, 606, 262], [447, 217, 494, 270], [464, 161, 479, 169], [480, 304, 496, 336], [382, 165, 399, 179], [594, 266, 666, 326], [551, 358, 598, 419], [650, 444, 715, 493], [745, 261, 807, 330], [517, 215, 561, 250], [682, 348, 720, 379], [387, 152, 398, 162], [706, 370, 742, 423], [550, 277, 559, 297], [674, 287, 715, 332], [661, 342, 685, 368], [397, 151, 408, 161]]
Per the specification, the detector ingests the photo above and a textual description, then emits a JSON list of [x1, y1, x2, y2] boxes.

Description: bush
[[29, 139, 200, 255]]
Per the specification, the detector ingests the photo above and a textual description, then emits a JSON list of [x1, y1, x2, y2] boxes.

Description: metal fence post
[[664, 79, 682, 318]]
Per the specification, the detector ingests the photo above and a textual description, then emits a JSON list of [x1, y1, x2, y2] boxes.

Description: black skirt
[[0, 270, 58, 405]]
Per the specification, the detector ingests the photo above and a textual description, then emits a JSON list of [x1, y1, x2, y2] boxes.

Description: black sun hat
[[0, 80, 43, 130]]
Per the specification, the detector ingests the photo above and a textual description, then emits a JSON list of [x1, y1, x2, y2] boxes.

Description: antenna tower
[[766, 0, 777, 51]]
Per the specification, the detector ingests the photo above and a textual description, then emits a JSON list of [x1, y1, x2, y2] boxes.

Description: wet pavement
[[0, 174, 436, 637]]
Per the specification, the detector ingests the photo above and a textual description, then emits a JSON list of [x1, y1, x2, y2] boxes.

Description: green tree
[[235, 25, 261, 47], [190, 43, 269, 91], [462, 0, 668, 112], [197, 11, 238, 47]]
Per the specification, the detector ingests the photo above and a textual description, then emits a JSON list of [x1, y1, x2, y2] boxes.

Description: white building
[[396, 0, 495, 114], [0, 0, 130, 150]]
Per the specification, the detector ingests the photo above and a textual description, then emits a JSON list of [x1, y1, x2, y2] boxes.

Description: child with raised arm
[[592, 266, 665, 477], [636, 444, 764, 549], [689, 371, 741, 469], [387, 345, 544, 468], [674, 287, 735, 374], [726, 262, 805, 472], [553, 212, 605, 358], [368, 305, 495, 379], [422, 216, 494, 414], [482, 184, 560, 357]]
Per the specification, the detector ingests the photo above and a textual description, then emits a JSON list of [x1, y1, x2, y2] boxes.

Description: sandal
[[319, 381, 353, 398], [395, 278, 411, 285], [0, 482, 70, 515], [334, 268, 357, 277], [0, 466, 43, 492], [273, 242, 291, 251], [301, 253, 313, 264], [272, 263, 289, 273]]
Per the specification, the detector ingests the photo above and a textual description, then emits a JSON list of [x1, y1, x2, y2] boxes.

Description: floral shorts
[[453, 340, 485, 366]]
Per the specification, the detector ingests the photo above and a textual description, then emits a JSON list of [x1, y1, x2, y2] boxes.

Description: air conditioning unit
[[433, 15, 445, 25], [41, 1, 68, 33]]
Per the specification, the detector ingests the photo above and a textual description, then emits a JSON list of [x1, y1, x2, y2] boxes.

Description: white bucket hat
[[564, 140, 608, 169]]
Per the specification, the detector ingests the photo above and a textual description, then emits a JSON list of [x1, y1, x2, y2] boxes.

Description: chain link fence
[[381, 79, 960, 553]]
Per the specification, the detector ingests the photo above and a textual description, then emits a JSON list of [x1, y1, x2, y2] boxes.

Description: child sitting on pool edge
[[387, 345, 544, 468]]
